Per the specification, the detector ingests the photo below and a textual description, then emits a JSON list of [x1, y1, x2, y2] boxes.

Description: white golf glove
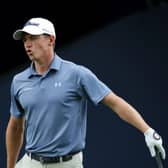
[[144, 127, 166, 159]]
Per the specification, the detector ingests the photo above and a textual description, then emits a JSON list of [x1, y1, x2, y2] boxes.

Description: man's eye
[[22, 35, 41, 42]]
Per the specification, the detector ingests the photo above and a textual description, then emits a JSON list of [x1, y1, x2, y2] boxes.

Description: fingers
[[157, 145, 166, 160], [149, 146, 156, 157], [154, 145, 166, 160], [149, 144, 166, 159]]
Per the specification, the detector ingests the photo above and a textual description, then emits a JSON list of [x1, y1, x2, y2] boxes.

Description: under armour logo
[[54, 82, 62, 87]]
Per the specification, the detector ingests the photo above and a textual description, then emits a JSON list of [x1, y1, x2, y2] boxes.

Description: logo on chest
[[54, 82, 62, 87]]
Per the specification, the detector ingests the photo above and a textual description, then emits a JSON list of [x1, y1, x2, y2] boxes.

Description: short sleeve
[[10, 78, 25, 117], [77, 65, 112, 105]]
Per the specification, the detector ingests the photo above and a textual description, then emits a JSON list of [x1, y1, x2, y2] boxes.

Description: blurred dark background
[[1, 0, 168, 167], [1, 0, 168, 74], [0, 0, 159, 74]]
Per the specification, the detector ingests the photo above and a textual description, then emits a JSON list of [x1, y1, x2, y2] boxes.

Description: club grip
[[155, 147, 163, 168]]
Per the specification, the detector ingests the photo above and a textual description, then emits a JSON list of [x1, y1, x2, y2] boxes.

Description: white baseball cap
[[13, 17, 56, 40]]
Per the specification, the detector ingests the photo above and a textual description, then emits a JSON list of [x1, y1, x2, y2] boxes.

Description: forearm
[[6, 124, 24, 168], [112, 96, 149, 132], [102, 92, 150, 133], [115, 100, 166, 159]]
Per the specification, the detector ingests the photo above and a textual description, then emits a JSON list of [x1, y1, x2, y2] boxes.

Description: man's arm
[[101, 92, 166, 159], [6, 116, 25, 168]]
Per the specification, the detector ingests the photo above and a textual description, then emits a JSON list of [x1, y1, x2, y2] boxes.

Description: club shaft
[[155, 147, 163, 168]]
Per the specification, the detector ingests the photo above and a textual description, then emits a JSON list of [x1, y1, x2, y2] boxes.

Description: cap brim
[[13, 25, 44, 40]]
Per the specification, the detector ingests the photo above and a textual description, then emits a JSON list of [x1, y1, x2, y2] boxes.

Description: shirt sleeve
[[77, 65, 112, 105], [10, 78, 25, 117]]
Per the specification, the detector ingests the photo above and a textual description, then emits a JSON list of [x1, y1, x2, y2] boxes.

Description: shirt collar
[[28, 53, 62, 78], [50, 53, 62, 71]]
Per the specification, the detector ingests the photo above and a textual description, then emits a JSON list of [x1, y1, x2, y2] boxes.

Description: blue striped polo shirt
[[10, 54, 112, 157]]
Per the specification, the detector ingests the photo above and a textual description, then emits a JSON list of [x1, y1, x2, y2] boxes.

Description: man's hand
[[144, 127, 166, 160]]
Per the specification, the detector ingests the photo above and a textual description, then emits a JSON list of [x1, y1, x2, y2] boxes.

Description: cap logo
[[24, 21, 40, 27]]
